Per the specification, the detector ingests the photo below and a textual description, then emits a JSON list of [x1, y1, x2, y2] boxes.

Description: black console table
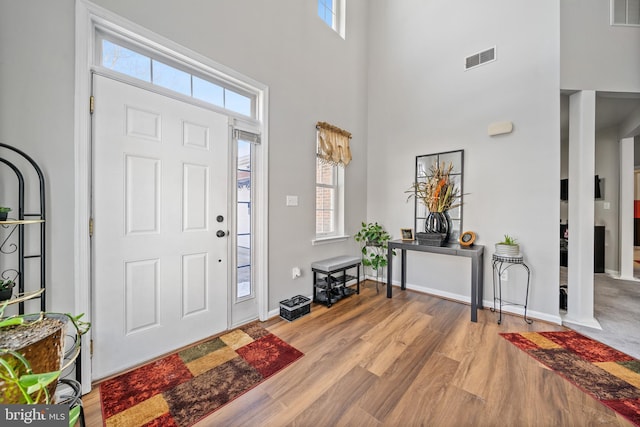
[[386, 240, 485, 322]]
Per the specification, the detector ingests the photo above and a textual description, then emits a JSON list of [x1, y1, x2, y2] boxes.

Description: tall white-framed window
[[235, 132, 255, 300], [315, 158, 345, 241], [317, 0, 346, 38], [611, 0, 640, 26]]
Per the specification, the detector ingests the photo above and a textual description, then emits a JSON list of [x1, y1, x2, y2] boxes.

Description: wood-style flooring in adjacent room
[[83, 282, 634, 426]]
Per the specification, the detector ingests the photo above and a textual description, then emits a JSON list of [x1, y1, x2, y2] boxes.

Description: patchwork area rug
[[100, 324, 303, 427], [501, 331, 640, 426]]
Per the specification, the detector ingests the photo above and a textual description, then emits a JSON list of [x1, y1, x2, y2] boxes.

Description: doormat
[[100, 323, 303, 427], [501, 330, 640, 426]]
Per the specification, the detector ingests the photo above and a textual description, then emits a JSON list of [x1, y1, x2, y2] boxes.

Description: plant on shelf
[[495, 234, 520, 256], [354, 222, 396, 292], [0, 302, 91, 425], [0, 207, 11, 221], [0, 280, 15, 301]]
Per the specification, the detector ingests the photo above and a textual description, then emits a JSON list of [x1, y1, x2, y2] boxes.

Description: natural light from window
[[318, 0, 336, 29], [316, 158, 337, 236], [101, 39, 255, 118], [237, 139, 252, 299]]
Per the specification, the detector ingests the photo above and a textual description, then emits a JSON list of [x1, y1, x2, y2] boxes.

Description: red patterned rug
[[501, 331, 640, 426], [100, 323, 303, 426]]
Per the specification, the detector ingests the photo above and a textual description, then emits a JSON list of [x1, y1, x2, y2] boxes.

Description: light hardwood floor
[[83, 282, 634, 426]]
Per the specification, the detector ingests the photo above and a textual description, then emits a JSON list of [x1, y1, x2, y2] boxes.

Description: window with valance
[[316, 121, 352, 167]]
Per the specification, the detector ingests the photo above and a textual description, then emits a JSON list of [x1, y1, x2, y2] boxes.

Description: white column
[[565, 91, 601, 329], [619, 137, 635, 280]]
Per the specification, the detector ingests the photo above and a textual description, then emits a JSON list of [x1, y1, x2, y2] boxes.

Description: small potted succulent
[[0, 207, 11, 222], [495, 234, 520, 256], [0, 280, 15, 301]]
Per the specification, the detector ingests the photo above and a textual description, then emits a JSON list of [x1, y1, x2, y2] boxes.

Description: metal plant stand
[[491, 253, 532, 325]]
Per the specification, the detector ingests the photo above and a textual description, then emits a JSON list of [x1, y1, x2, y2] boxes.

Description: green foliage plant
[[498, 235, 518, 245], [0, 349, 60, 404], [0, 280, 14, 291], [354, 222, 396, 285], [0, 302, 90, 425], [0, 207, 11, 213]]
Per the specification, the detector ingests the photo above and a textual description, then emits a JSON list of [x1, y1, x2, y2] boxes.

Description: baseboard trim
[[392, 281, 562, 325], [562, 314, 603, 330]]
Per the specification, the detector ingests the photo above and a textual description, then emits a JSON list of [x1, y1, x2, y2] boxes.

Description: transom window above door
[[97, 36, 256, 118]]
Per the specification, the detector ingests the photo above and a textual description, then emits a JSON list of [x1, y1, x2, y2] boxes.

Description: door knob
[[216, 230, 227, 238]]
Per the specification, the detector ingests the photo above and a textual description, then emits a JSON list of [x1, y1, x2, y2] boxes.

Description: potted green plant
[[0, 280, 15, 301], [354, 222, 396, 292], [0, 302, 90, 425], [495, 234, 520, 256], [0, 207, 11, 222]]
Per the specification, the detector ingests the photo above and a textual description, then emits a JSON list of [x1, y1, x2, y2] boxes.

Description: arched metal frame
[[0, 142, 46, 313]]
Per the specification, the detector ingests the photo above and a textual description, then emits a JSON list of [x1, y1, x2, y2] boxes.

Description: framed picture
[[401, 228, 414, 241]]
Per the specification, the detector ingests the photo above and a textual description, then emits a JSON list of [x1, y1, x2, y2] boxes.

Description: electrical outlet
[[501, 270, 509, 281], [286, 195, 298, 206], [292, 267, 301, 279]]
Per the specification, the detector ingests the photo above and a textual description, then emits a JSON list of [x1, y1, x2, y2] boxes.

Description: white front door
[[92, 75, 229, 379]]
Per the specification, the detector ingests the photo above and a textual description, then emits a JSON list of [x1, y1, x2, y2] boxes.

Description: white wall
[[561, 0, 640, 91], [0, 0, 370, 312], [367, 0, 561, 318], [0, 0, 76, 313]]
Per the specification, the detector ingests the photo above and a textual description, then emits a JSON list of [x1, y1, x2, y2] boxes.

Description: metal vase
[[425, 211, 451, 242]]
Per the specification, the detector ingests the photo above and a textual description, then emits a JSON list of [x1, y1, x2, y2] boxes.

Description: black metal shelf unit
[[0, 144, 85, 423], [0, 142, 46, 314]]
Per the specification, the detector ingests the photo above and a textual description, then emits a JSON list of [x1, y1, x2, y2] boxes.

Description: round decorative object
[[425, 211, 451, 241], [459, 231, 476, 247]]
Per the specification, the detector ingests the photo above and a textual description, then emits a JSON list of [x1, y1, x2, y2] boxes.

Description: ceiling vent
[[465, 47, 496, 70]]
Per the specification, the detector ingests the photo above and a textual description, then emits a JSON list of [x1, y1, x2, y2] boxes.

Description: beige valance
[[316, 121, 352, 167]]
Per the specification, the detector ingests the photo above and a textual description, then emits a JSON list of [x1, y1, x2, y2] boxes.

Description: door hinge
[[90, 96, 95, 114], [89, 218, 94, 237], [90, 339, 94, 357]]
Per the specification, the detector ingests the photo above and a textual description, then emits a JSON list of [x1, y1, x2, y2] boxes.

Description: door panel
[[125, 155, 160, 234], [92, 75, 229, 380]]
